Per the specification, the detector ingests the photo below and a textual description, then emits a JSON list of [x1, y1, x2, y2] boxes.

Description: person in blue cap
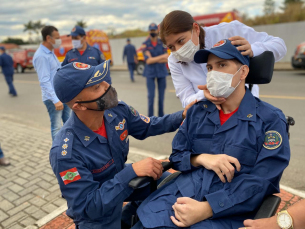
[[123, 38, 138, 82], [61, 25, 105, 67], [0, 46, 17, 97], [133, 39, 290, 229], [141, 23, 169, 117], [50, 60, 194, 228]]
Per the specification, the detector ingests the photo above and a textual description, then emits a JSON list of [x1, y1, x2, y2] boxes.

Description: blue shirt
[[33, 44, 61, 103], [123, 44, 137, 63], [50, 101, 183, 228], [142, 38, 168, 78], [0, 53, 14, 76], [61, 44, 105, 67], [137, 88, 290, 229]]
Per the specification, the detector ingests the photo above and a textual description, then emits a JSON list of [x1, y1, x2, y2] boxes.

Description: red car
[[12, 49, 35, 73], [291, 41, 305, 69]]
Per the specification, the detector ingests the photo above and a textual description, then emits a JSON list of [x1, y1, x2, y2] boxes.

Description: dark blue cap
[[194, 39, 250, 66], [69, 25, 86, 37], [148, 23, 158, 31], [0, 46, 5, 51], [54, 60, 111, 103]]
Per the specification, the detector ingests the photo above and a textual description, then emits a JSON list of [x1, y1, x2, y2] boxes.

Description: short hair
[[41, 26, 58, 41]]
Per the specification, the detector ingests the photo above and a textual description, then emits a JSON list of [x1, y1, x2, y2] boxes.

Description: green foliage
[[2, 37, 29, 45], [23, 20, 45, 43], [264, 0, 275, 15], [76, 20, 87, 29], [108, 28, 148, 39]]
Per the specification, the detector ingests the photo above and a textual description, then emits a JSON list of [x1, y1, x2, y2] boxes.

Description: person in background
[[61, 26, 105, 67], [33, 25, 71, 141], [0, 46, 17, 97], [0, 143, 10, 166], [240, 199, 305, 229], [123, 38, 138, 82], [142, 23, 169, 117]]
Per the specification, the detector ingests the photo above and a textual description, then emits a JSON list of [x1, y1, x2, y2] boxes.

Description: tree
[[2, 37, 29, 45], [281, 0, 304, 10], [264, 0, 275, 15], [76, 20, 87, 28], [23, 21, 35, 43]]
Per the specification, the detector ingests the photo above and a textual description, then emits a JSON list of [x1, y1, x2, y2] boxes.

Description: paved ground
[[0, 68, 305, 228]]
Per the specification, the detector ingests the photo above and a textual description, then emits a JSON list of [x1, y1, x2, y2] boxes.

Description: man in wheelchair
[[132, 40, 291, 228]]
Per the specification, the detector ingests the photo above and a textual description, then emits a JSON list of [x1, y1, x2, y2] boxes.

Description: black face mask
[[150, 32, 157, 38], [76, 85, 118, 111]]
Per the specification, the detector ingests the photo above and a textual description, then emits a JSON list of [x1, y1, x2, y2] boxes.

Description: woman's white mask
[[207, 67, 242, 98], [172, 29, 200, 63]]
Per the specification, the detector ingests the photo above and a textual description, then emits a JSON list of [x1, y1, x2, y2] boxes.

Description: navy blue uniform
[[0, 52, 17, 96], [61, 44, 105, 67], [50, 101, 183, 228], [123, 43, 137, 81], [136, 89, 290, 228], [142, 38, 168, 117]]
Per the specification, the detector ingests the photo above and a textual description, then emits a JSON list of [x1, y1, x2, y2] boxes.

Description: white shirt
[[169, 20, 287, 108]]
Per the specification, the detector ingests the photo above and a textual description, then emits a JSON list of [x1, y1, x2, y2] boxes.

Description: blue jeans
[[128, 63, 135, 81], [4, 75, 17, 96], [0, 144, 4, 159], [43, 100, 71, 141], [146, 77, 166, 117]]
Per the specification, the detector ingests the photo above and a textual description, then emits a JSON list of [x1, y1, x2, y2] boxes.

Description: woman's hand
[[182, 100, 197, 119], [228, 36, 254, 57], [171, 198, 213, 227], [191, 154, 241, 183], [198, 85, 225, 110]]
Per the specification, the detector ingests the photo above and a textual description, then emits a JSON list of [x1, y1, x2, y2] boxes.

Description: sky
[[0, 0, 284, 42]]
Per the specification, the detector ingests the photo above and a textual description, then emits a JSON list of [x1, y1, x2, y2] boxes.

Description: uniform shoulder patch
[[58, 131, 74, 160], [263, 130, 282, 150], [129, 105, 138, 116], [60, 167, 81, 185], [140, 114, 150, 123]]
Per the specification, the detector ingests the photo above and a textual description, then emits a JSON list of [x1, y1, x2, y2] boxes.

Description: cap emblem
[[86, 61, 109, 85], [73, 62, 91, 70], [212, 39, 226, 48]]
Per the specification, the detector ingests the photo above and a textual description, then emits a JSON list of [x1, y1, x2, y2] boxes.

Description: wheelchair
[[127, 51, 295, 227]]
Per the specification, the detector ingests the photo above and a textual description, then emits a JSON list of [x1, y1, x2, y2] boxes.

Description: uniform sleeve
[[141, 43, 149, 61], [203, 117, 290, 218], [123, 46, 126, 61], [34, 56, 59, 103], [214, 20, 287, 61], [50, 146, 138, 221], [168, 56, 205, 108], [123, 103, 183, 140], [97, 49, 105, 64]]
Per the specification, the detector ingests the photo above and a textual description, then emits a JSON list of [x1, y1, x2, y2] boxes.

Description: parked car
[[12, 49, 35, 73], [291, 41, 305, 69]]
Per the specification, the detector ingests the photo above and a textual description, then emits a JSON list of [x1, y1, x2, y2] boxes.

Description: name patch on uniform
[[91, 159, 114, 174], [69, 58, 78, 62], [120, 130, 128, 141], [140, 114, 150, 123], [73, 62, 91, 70], [263, 130, 282, 150], [129, 106, 138, 116], [60, 167, 81, 185], [115, 119, 126, 130], [88, 57, 96, 60]]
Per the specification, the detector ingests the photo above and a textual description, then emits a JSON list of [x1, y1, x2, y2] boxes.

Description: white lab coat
[[169, 20, 287, 108]]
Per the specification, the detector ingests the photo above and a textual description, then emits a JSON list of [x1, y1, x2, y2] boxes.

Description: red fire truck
[[193, 11, 241, 27], [12, 49, 36, 73]]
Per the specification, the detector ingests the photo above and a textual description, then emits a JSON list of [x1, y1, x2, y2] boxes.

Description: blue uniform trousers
[[43, 100, 71, 141], [128, 63, 135, 81], [4, 75, 17, 96], [0, 144, 4, 159], [146, 77, 166, 117]]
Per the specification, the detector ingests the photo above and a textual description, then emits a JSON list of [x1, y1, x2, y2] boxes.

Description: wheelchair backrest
[[246, 51, 275, 85]]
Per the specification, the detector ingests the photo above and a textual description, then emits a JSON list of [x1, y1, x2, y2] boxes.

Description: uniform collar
[[104, 109, 117, 123], [235, 88, 257, 122]]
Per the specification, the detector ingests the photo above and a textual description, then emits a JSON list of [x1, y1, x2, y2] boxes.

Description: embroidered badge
[[108, 113, 113, 117], [60, 167, 81, 185], [91, 159, 114, 174], [88, 57, 96, 59], [84, 136, 90, 141], [73, 62, 91, 70], [64, 138, 69, 143], [140, 114, 150, 123], [203, 104, 208, 108], [263, 131, 282, 150], [61, 150, 67, 156], [115, 119, 126, 130], [68, 58, 78, 62], [62, 144, 68, 149], [247, 114, 253, 118], [120, 130, 128, 141], [129, 106, 138, 116], [212, 40, 226, 48]]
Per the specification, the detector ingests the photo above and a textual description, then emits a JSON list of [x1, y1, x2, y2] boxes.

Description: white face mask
[[207, 67, 242, 98], [172, 29, 200, 63], [51, 38, 62, 49], [72, 38, 83, 49]]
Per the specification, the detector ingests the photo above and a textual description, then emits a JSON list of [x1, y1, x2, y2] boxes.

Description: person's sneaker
[[0, 157, 11, 166], [10, 94, 17, 97]]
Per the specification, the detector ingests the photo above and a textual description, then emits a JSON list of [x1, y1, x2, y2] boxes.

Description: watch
[[277, 210, 294, 229]]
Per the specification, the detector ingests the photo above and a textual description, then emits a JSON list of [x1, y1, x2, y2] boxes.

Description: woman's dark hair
[[41, 26, 58, 41], [160, 10, 205, 49]]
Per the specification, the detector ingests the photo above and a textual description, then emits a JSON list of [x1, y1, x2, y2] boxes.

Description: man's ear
[[72, 102, 87, 111], [240, 65, 249, 81]]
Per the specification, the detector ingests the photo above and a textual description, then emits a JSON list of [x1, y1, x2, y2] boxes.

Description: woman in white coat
[[159, 10, 287, 108]]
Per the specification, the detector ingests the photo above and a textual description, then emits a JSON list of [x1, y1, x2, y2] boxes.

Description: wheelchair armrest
[[128, 161, 173, 189], [254, 195, 281, 219]]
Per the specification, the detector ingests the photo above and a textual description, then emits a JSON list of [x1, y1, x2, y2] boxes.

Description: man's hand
[[54, 101, 64, 111], [182, 100, 197, 119], [132, 157, 163, 180], [171, 198, 213, 227], [239, 216, 280, 229], [198, 85, 225, 111], [229, 36, 254, 57], [191, 154, 240, 183]]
